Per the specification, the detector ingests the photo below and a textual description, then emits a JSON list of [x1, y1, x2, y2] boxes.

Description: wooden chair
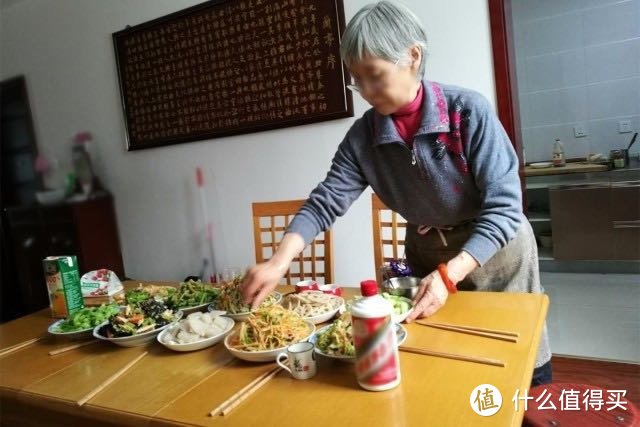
[[252, 199, 333, 285], [371, 193, 407, 283]]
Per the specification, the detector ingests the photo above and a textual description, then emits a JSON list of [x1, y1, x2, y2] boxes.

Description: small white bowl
[[384, 295, 414, 324], [224, 320, 315, 362], [93, 311, 183, 347], [530, 162, 553, 169], [157, 315, 234, 352], [36, 189, 66, 205], [294, 280, 319, 293]]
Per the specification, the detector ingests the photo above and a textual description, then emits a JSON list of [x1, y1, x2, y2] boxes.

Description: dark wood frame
[[0, 75, 42, 207], [113, 0, 353, 151], [487, 0, 527, 200]]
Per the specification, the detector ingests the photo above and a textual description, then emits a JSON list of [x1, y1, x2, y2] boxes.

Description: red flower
[[73, 131, 93, 144]]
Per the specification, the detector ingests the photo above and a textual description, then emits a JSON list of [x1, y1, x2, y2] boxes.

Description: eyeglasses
[[346, 58, 401, 94]]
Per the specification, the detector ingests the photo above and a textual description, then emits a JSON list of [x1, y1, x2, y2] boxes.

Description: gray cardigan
[[286, 80, 523, 266]]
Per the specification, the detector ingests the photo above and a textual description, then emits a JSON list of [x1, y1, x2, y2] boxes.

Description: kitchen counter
[[526, 159, 640, 190], [524, 162, 609, 177]]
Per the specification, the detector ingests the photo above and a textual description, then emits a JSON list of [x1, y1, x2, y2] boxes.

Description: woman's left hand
[[405, 270, 449, 322]]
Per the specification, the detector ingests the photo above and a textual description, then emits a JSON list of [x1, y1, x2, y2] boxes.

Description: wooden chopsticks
[[415, 320, 519, 343], [77, 351, 148, 406], [399, 346, 505, 367], [49, 339, 98, 356], [405, 320, 516, 367], [210, 365, 282, 416], [0, 337, 43, 357]]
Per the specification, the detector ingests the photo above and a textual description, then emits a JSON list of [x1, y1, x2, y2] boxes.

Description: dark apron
[[405, 218, 551, 368]]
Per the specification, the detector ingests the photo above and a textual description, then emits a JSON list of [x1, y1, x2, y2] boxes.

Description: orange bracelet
[[437, 263, 457, 294]]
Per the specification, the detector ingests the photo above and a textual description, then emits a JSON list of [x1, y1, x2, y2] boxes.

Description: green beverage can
[[43, 256, 84, 318]]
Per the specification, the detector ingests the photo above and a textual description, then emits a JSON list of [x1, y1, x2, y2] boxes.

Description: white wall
[[512, 0, 640, 163], [1, 0, 496, 284]]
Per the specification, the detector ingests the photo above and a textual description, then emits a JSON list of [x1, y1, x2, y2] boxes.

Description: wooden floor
[[551, 355, 640, 407]]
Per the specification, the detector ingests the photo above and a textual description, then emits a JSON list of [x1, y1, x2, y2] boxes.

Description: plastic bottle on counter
[[552, 139, 566, 167], [72, 142, 95, 195], [352, 280, 401, 391]]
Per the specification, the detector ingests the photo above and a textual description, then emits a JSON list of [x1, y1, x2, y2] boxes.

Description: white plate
[[157, 315, 234, 352], [530, 162, 553, 169], [282, 293, 344, 325], [92, 311, 183, 347], [224, 320, 315, 362], [302, 304, 342, 325], [209, 292, 282, 321], [47, 320, 94, 340], [176, 302, 213, 316], [310, 323, 407, 362]]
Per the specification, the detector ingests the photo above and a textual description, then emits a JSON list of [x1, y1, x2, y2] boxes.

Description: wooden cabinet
[[549, 182, 640, 260], [610, 182, 640, 260], [1, 193, 124, 321]]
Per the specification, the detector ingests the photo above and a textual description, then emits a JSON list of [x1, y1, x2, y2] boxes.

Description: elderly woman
[[242, 1, 552, 385]]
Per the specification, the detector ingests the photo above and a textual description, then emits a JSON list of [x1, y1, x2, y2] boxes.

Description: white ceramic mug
[[276, 342, 317, 380]]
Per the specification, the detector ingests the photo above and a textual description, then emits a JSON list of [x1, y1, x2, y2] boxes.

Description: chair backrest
[[371, 193, 407, 283], [252, 199, 333, 285]]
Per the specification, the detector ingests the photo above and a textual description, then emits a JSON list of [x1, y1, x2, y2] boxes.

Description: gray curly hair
[[340, 1, 428, 79]]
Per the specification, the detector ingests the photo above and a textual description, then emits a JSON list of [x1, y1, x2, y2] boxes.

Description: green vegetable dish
[[381, 292, 412, 315], [121, 280, 219, 309], [315, 313, 355, 357], [166, 279, 219, 309], [53, 304, 120, 332]]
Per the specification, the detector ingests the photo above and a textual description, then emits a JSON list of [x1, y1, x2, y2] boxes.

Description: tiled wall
[[512, 0, 640, 163]]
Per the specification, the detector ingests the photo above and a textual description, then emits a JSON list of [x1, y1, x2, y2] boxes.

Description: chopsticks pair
[[399, 346, 505, 367], [49, 339, 99, 356], [77, 351, 148, 406], [0, 337, 43, 357], [399, 321, 520, 367], [416, 320, 520, 343], [209, 365, 282, 416], [1, 337, 101, 358]]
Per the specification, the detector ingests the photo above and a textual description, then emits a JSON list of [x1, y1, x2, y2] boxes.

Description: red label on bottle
[[352, 315, 398, 388]]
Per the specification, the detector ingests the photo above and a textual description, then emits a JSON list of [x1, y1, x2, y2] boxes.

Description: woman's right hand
[[241, 232, 305, 309], [405, 270, 449, 322], [241, 260, 288, 309]]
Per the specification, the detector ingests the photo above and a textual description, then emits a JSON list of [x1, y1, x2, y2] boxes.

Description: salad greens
[[100, 299, 178, 338], [53, 304, 120, 332]]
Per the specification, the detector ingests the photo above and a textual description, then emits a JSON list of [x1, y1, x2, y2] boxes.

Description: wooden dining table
[[0, 280, 548, 427]]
